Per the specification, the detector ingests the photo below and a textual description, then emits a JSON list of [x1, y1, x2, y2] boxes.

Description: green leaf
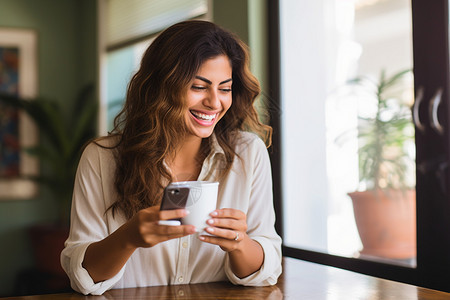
[[0, 84, 98, 225]]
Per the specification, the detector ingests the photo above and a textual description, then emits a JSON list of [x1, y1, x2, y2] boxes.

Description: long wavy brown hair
[[102, 20, 272, 219]]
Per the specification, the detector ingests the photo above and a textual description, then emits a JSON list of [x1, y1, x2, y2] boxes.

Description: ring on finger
[[234, 232, 239, 241]]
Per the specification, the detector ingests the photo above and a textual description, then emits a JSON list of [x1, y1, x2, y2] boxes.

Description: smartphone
[[158, 183, 190, 226]]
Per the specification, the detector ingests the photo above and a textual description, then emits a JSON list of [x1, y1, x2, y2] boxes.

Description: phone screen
[[159, 185, 190, 222]]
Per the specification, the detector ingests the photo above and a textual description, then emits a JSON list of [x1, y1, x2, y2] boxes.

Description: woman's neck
[[168, 136, 208, 182]]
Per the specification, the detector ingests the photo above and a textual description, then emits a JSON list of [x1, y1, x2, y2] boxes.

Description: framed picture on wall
[[0, 28, 38, 199]]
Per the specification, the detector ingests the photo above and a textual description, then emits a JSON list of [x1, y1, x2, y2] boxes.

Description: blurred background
[[0, 0, 272, 296]]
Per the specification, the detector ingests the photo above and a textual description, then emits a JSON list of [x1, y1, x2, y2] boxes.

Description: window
[[269, 0, 450, 292], [104, 39, 153, 131]]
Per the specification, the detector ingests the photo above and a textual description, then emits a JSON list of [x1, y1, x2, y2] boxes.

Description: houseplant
[[344, 69, 416, 261], [0, 84, 98, 274]]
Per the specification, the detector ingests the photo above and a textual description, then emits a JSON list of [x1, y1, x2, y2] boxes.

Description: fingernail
[[211, 211, 218, 216], [207, 219, 214, 225], [206, 227, 214, 233], [185, 210, 190, 215], [199, 236, 205, 241]]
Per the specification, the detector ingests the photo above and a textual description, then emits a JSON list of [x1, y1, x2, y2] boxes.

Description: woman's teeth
[[191, 111, 216, 121]]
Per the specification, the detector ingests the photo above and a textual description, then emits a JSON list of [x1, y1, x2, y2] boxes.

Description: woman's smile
[[190, 110, 219, 125]]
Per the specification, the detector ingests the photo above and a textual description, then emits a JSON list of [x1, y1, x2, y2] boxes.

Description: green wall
[[0, 0, 97, 296], [212, 0, 249, 44], [213, 0, 269, 122]]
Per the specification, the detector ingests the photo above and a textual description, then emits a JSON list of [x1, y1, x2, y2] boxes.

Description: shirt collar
[[199, 133, 226, 182], [208, 133, 225, 156]]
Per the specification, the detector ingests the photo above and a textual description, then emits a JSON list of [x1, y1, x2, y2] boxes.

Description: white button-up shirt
[[61, 132, 282, 295]]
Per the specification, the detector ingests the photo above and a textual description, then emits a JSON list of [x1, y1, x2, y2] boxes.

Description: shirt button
[[182, 242, 188, 248], [178, 276, 184, 283]]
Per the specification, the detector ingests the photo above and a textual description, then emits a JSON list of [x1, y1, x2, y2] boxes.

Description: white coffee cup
[[170, 181, 218, 231]]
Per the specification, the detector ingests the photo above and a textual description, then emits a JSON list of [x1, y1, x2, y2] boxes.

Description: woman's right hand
[[84, 206, 196, 283], [124, 206, 197, 248]]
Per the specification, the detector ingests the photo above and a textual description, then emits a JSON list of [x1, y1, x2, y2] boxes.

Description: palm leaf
[[346, 69, 414, 191]]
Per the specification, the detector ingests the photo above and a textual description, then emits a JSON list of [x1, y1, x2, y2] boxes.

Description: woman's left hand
[[199, 208, 247, 252]]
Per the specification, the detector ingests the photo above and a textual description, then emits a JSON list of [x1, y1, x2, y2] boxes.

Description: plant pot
[[28, 223, 70, 276], [348, 189, 416, 260]]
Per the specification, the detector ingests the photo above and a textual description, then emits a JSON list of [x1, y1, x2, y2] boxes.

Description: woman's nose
[[203, 90, 221, 109]]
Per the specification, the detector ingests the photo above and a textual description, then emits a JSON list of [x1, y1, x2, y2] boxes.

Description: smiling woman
[[61, 20, 281, 295]]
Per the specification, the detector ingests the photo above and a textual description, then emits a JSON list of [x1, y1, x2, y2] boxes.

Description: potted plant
[[344, 69, 416, 261], [0, 84, 98, 275]]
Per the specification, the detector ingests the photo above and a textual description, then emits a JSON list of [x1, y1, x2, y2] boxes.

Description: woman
[[61, 20, 282, 295]]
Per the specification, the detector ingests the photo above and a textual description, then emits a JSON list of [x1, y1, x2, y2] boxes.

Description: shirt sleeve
[[224, 135, 282, 286], [60, 142, 125, 295]]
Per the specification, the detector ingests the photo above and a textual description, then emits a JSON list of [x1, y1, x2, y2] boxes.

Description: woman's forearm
[[228, 236, 264, 278], [82, 223, 136, 283]]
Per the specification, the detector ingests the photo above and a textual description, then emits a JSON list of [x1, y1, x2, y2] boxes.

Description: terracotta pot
[[28, 223, 70, 275], [348, 189, 416, 259]]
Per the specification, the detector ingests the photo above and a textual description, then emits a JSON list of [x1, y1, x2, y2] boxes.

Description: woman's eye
[[220, 88, 232, 93], [192, 85, 206, 90]]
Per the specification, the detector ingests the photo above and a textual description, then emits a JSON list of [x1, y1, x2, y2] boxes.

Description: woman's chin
[[187, 127, 215, 139]]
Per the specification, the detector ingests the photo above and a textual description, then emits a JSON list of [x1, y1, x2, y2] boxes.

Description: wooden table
[[4, 257, 450, 299]]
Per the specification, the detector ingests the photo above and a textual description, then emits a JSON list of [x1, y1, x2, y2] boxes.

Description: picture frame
[[0, 28, 38, 199]]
